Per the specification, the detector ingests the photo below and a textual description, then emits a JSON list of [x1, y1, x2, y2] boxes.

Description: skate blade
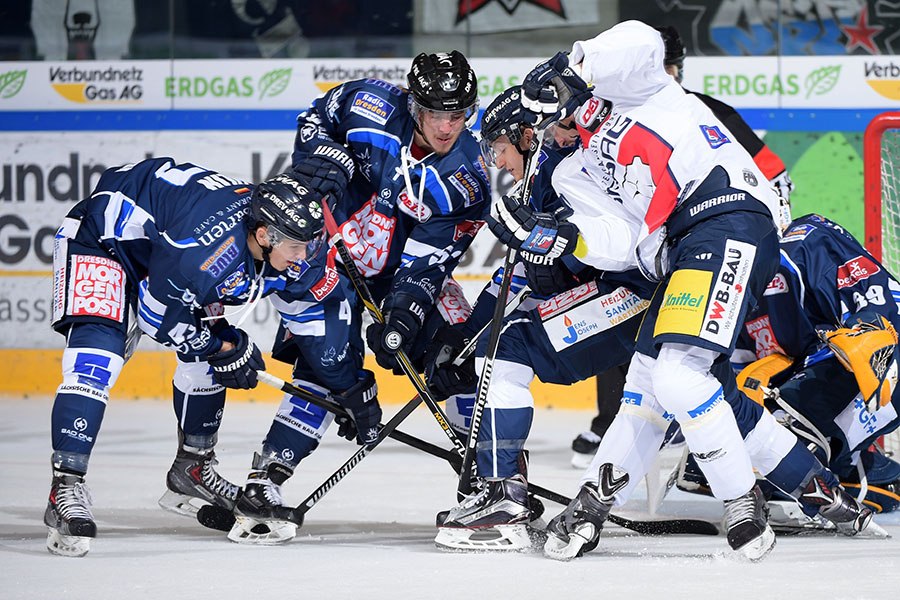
[[542, 523, 596, 562], [46, 529, 91, 557], [227, 516, 297, 545], [434, 524, 542, 552], [159, 489, 215, 517], [732, 525, 776, 562]]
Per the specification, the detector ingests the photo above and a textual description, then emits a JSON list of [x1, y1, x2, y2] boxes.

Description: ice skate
[[543, 463, 627, 561], [799, 475, 874, 536], [158, 443, 241, 517], [228, 453, 300, 545], [44, 470, 96, 557], [723, 485, 776, 561], [435, 474, 540, 551], [570, 431, 601, 469]]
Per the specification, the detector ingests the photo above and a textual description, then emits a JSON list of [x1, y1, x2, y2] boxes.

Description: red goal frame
[[864, 111, 900, 263]]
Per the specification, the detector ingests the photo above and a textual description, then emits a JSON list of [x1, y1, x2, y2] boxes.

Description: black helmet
[[655, 26, 685, 66], [250, 172, 327, 260], [407, 50, 478, 126]]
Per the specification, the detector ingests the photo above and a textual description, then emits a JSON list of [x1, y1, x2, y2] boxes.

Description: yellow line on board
[[0, 271, 52, 277]]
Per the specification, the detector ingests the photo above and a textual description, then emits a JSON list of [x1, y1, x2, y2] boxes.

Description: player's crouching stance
[[493, 22, 871, 562], [45, 159, 326, 556]]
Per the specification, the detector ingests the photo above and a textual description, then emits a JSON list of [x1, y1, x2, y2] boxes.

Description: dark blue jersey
[[292, 78, 491, 308], [62, 158, 349, 360], [737, 214, 900, 363]]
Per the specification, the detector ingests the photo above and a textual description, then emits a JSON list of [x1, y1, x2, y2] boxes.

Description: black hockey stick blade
[[197, 504, 236, 532], [607, 513, 720, 536]]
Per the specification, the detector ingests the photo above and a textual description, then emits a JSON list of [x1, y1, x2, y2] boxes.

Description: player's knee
[[59, 346, 124, 401], [742, 407, 797, 475], [475, 358, 535, 410]]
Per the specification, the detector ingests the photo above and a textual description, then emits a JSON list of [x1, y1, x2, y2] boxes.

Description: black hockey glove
[[521, 52, 593, 128], [292, 141, 355, 202], [424, 324, 478, 400], [488, 195, 579, 264], [524, 260, 579, 297], [333, 370, 382, 445], [365, 294, 426, 371], [207, 328, 265, 390]]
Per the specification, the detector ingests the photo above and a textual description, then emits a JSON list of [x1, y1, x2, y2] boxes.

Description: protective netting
[[878, 127, 900, 457], [881, 128, 900, 279]]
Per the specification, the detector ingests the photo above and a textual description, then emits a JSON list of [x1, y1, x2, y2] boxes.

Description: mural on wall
[[620, 0, 900, 55], [423, 0, 599, 33]]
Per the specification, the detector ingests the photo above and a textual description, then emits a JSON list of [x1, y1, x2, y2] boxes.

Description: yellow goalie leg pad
[[821, 315, 899, 412], [736, 353, 795, 406]]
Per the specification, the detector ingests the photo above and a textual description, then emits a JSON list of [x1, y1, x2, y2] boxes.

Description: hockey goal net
[[864, 111, 900, 457]]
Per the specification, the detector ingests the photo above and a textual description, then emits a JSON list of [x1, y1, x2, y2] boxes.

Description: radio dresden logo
[[50, 65, 143, 103], [0, 69, 26, 99]]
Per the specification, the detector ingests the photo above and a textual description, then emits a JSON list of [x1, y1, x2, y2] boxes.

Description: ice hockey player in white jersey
[[489, 20, 842, 561]]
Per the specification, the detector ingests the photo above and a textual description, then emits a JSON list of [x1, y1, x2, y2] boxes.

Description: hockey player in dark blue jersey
[[731, 214, 900, 514], [289, 50, 490, 376], [45, 159, 334, 556]]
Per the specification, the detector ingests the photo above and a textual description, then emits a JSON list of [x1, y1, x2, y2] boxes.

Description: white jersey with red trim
[[556, 20, 781, 279]]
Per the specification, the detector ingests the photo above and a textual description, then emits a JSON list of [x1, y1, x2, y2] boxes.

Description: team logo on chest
[[341, 196, 396, 277]]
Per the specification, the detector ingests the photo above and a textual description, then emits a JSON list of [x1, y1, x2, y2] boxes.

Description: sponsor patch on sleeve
[[448, 165, 484, 207], [763, 272, 788, 296], [836, 255, 880, 289], [781, 223, 814, 242], [699, 124, 730, 149], [349, 91, 394, 126]]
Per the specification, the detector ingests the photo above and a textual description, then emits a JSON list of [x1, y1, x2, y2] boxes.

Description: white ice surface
[[2, 398, 899, 600]]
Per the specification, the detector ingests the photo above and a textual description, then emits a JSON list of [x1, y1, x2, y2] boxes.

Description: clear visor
[[479, 135, 511, 167], [266, 226, 327, 263], [409, 97, 479, 130]]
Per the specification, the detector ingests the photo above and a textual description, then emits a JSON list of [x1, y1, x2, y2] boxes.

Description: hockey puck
[[197, 504, 237, 532]]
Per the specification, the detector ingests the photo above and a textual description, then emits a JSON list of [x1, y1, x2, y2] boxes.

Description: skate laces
[[724, 490, 759, 525], [200, 455, 240, 500], [56, 480, 94, 521]]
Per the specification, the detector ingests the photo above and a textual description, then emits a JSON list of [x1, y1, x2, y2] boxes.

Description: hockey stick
[[457, 127, 548, 500], [321, 200, 468, 458], [198, 372, 717, 535], [198, 377, 423, 532]]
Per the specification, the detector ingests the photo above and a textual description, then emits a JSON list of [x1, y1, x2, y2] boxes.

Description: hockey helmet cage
[[250, 172, 327, 260], [407, 50, 479, 127]]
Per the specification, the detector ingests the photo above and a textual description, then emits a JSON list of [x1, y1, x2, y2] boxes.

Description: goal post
[[864, 111, 900, 457]]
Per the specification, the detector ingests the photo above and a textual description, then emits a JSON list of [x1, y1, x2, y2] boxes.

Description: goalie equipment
[[722, 485, 776, 561], [798, 474, 874, 536], [736, 353, 794, 405], [543, 463, 627, 561], [228, 452, 301, 545], [435, 474, 541, 552], [820, 313, 899, 413], [44, 469, 96, 557], [158, 442, 241, 517]]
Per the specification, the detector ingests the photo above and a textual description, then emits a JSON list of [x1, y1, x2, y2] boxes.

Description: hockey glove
[[424, 324, 477, 400], [207, 328, 265, 390], [521, 52, 593, 128], [488, 195, 579, 263], [365, 294, 426, 371], [333, 370, 381, 445], [524, 260, 579, 296], [292, 141, 355, 202], [820, 312, 899, 413]]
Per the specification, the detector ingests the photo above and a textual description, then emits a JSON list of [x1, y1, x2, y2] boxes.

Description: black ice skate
[[799, 475, 874, 536], [543, 462, 627, 561], [158, 443, 241, 517], [723, 484, 776, 561], [570, 431, 601, 469], [228, 453, 301, 545], [44, 470, 96, 557], [435, 474, 539, 551]]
